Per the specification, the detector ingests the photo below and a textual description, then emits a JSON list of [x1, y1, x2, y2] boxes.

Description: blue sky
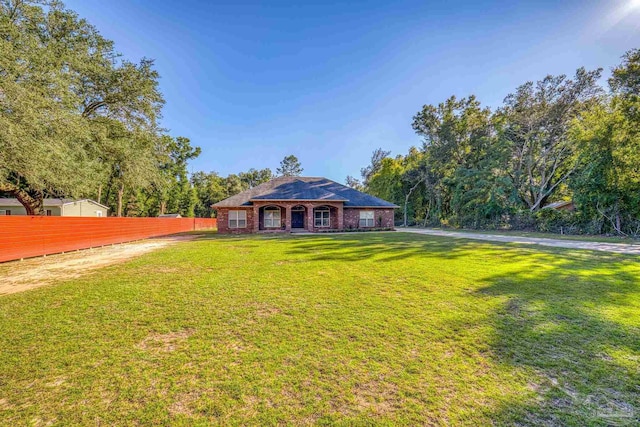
[[64, 0, 640, 182]]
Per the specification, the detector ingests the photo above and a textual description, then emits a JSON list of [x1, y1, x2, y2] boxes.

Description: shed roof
[[0, 198, 109, 209], [543, 201, 573, 209]]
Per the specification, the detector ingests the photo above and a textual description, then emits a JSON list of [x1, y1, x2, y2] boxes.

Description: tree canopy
[[357, 50, 640, 236], [0, 0, 196, 216], [276, 155, 303, 177], [2, 2, 638, 232]]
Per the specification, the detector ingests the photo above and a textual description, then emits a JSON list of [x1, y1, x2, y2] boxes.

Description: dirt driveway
[[399, 228, 640, 255], [0, 235, 195, 296]]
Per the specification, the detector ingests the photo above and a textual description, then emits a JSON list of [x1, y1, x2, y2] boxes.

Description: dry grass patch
[[168, 392, 199, 417], [350, 379, 401, 415], [249, 302, 282, 318], [137, 329, 195, 352]]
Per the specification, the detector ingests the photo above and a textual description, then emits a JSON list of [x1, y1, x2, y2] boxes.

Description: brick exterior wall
[[216, 207, 255, 234], [215, 204, 395, 234], [343, 208, 395, 229], [252, 201, 344, 233]]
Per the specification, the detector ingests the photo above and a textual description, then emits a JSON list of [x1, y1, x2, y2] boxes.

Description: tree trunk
[[116, 184, 124, 217], [403, 180, 422, 227], [159, 200, 167, 215], [0, 182, 45, 215], [403, 202, 408, 228], [596, 202, 627, 236], [97, 185, 102, 205], [423, 200, 432, 227]]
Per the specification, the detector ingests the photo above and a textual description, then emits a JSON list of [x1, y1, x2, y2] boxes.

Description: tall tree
[[497, 68, 603, 211], [148, 136, 201, 216], [276, 155, 303, 177], [1, 1, 100, 213], [570, 50, 640, 235], [191, 168, 271, 218], [360, 148, 390, 188], [412, 96, 497, 224], [224, 174, 245, 195], [191, 171, 227, 218], [97, 121, 158, 217], [345, 175, 363, 190], [0, 0, 164, 214], [609, 48, 640, 98], [239, 168, 273, 188]]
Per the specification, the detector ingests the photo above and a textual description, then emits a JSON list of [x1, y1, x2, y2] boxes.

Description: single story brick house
[[212, 176, 399, 234], [0, 198, 109, 217]]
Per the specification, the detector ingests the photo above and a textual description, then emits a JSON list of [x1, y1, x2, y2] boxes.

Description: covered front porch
[[253, 202, 343, 232]]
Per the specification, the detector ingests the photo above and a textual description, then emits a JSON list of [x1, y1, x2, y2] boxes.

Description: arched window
[[314, 206, 330, 227], [264, 206, 281, 228]]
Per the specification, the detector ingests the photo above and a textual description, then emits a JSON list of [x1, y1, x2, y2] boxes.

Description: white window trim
[[228, 210, 247, 228], [264, 207, 281, 228], [314, 209, 330, 228], [96, 211, 103, 217], [359, 210, 375, 227]]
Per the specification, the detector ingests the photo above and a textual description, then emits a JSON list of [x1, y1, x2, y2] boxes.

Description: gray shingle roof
[[212, 177, 399, 208]]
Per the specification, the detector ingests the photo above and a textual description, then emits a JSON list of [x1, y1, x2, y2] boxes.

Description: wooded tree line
[[0, 1, 303, 217], [0, 0, 200, 216], [191, 155, 303, 217], [3, 2, 637, 232], [351, 49, 640, 236]]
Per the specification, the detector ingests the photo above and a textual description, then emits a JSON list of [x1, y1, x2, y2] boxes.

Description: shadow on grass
[[282, 233, 640, 425], [477, 258, 640, 426], [281, 232, 503, 263], [280, 232, 603, 264]]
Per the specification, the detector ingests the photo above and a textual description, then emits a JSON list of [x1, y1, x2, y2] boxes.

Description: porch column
[[306, 204, 314, 231], [284, 205, 292, 231], [253, 205, 260, 231], [337, 204, 344, 229]]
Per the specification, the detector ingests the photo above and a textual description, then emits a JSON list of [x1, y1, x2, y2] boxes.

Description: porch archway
[[258, 205, 284, 230]]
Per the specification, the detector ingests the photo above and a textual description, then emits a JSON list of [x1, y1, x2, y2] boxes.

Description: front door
[[291, 211, 304, 228]]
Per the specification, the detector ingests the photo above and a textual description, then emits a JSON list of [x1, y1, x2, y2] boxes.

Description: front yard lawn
[[1, 233, 638, 425]]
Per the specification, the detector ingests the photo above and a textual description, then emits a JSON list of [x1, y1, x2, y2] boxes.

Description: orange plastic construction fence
[[0, 216, 217, 263]]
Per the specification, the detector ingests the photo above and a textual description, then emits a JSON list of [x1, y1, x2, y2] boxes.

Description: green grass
[[420, 227, 640, 244], [1, 233, 639, 426]]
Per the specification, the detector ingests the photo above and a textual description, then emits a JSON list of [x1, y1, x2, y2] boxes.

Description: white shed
[[0, 198, 109, 217]]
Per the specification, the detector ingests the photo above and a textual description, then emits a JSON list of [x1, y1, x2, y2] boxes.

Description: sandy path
[[0, 235, 196, 296]]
